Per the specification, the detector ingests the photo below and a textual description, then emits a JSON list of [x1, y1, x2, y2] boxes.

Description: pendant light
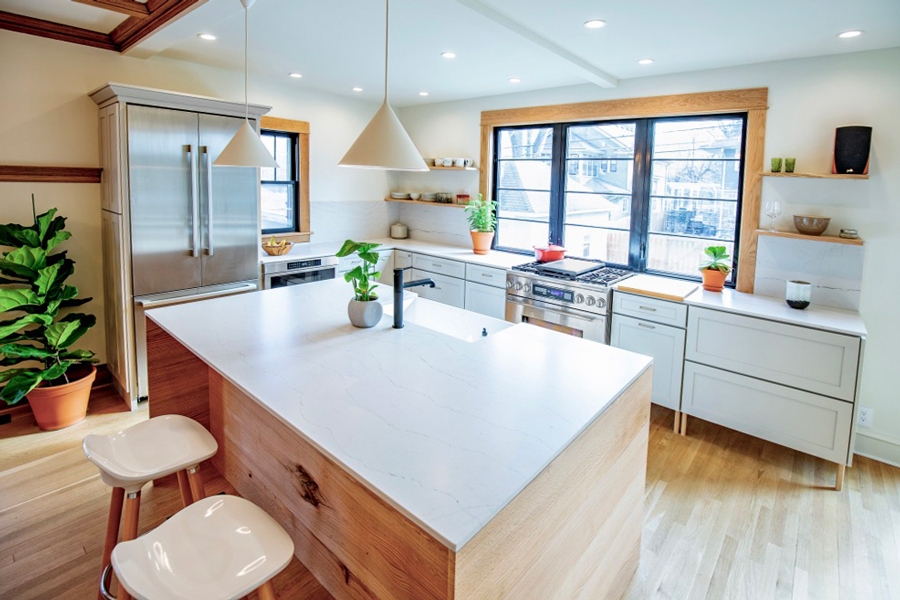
[[215, 0, 279, 168], [339, 0, 428, 171]]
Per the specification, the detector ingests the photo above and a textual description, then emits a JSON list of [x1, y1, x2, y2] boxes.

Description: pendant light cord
[[244, 5, 249, 120], [383, 0, 389, 103]]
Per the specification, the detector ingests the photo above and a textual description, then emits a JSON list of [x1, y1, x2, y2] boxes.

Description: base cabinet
[[610, 314, 685, 411], [411, 268, 466, 308]]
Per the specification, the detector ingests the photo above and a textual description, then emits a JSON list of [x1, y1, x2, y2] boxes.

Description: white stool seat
[[83, 415, 218, 491], [112, 495, 295, 600]]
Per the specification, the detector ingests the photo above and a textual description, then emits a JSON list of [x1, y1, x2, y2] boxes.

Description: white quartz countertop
[[147, 280, 651, 551], [685, 288, 867, 337]]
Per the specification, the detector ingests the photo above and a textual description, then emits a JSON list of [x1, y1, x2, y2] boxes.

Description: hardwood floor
[[2, 388, 898, 599]]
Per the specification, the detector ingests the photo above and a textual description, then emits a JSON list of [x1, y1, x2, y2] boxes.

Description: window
[[492, 114, 747, 282], [260, 130, 299, 234]]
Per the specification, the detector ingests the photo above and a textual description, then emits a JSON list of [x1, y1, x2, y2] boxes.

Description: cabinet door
[[465, 264, 507, 289], [101, 210, 136, 407], [394, 251, 413, 270], [411, 269, 465, 308], [610, 314, 685, 411], [339, 255, 364, 274], [377, 251, 394, 284], [613, 292, 687, 328], [99, 104, 123, 214], [412, 254, 466, 279], [465, 281, 506, 319]]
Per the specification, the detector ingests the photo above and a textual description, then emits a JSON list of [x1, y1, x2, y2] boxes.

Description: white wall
[[0, 30, 395, 363], [396, 47, 900, 464]]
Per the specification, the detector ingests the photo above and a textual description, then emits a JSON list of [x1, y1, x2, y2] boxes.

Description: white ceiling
[[4, 0, 899, 106]]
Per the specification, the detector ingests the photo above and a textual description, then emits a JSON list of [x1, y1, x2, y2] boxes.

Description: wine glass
[[764, 201, 782, 232]]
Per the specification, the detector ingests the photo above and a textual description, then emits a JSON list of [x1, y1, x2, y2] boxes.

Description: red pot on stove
[[534, 244, 566, 262]]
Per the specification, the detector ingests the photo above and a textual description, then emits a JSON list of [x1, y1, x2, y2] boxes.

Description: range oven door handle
[[506, 295, 603, 323]]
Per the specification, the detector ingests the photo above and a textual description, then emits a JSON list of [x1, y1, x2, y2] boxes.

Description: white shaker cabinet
[[411, 268, 466, 308], [465, 282, 506, 319], [610, 313, 685, 412]]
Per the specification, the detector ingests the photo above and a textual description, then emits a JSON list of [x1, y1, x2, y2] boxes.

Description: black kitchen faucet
[[392, 267, 435, 329]]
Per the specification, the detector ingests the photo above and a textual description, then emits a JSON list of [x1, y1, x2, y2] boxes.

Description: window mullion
[[629, 120, 653, 270], [548, 123, 567, 246]]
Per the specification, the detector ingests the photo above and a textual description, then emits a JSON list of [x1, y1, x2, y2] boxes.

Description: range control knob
[[597, 297, 607, 309], [524, 283, 532, 293], [575, 293, 585, 304], [515, 282, 523, 291], [507, 280, 515, 289], [586, 296, 596, 306]]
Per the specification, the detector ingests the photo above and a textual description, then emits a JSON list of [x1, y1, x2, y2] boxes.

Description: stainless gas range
[[505, 258, 633, 344]]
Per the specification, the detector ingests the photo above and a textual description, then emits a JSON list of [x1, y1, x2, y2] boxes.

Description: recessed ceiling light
[[441, 51, 457, 59], [638, 59, 654, 65], [508, 77, 521, 83], [838, 30, 863, 38], [289, 73, 302, 78], [583, 20, 607, 29], [419, 91, 429, 96], [352, 87, 363, 92], [198, 33, 217, 41]]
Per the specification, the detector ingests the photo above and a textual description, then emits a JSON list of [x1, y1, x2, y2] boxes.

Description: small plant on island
[[698, 245, 732, 292], [336, 239, 384, 328]]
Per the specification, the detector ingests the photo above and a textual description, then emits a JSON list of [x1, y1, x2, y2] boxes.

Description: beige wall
[[397, 47, 900, 464], [0, 29, 390, 364]]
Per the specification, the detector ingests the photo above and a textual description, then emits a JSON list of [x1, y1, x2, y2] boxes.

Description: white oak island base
[[148, 323, 652, 599]]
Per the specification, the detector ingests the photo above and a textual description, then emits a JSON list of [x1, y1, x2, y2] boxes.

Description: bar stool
[[84, 415, 218, 600], [104, 495, 294, 600]]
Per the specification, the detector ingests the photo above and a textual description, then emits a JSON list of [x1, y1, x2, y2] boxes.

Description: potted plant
[[0, 202, 97, 430], [465, 194, 496, 255], [698, 245, 732, 292], [335, 239, 383, 328]]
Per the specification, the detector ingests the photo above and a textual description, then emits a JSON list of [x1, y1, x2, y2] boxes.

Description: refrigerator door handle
[[203, 146, 214, 256], [187, 144, 200, 258]]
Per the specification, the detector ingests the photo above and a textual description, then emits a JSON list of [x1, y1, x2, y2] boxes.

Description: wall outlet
[[858, 406, 874, 428]]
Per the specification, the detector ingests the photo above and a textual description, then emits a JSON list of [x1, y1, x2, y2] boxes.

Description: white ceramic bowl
[[409, 193, 421, 200]]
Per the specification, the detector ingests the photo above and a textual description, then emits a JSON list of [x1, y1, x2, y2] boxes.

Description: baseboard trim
[[854, 430, 900, 469]]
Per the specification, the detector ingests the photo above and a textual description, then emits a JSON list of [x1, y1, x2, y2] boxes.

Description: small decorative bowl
[[793, 215, 831, 236], [409, 193, 421, 201], [262, 241, 293, 256]]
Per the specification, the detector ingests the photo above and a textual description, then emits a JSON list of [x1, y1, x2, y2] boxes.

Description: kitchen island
[[145, 279, 653, 599]]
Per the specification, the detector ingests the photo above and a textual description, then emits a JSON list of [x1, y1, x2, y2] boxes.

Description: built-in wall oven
[[263, 256, 338, 289]]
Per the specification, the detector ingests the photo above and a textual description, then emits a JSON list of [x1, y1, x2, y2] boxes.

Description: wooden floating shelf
[[428, 166, 479, 171], [756, 229, 864, 246], [760, 171, 868, 180], [385, 198, 467, 209]]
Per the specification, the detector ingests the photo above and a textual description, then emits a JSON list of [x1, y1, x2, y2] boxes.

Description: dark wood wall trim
[[0, 166, 102, 184], [0, 10, 117, 51]]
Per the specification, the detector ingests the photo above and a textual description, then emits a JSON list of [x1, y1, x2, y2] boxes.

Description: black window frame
[[492, 113, 748, 286], [260, 129, 300, 235]]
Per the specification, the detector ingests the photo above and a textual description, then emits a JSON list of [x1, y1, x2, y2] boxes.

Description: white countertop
[[147, 279, 651, 551], [685, 288, 867, 337]]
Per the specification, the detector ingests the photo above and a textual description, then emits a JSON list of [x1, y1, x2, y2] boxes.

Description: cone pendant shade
[[339, 101, 428, 171], [215, 120, 278, 168]]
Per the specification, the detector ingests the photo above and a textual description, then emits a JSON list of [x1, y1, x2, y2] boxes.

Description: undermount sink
[[380, 292, 514, 342]]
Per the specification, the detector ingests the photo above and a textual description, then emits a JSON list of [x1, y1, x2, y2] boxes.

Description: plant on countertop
[[0, 198, 97, 409], [465, 194, 497, 233], [698, 245, 732, 292], [336, 239, 382, 301]]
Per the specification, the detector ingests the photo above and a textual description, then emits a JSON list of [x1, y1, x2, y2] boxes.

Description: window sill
[[261, 231, 312, 244]]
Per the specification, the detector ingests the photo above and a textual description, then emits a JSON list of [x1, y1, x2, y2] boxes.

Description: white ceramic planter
[[348, 299, 383, 328]]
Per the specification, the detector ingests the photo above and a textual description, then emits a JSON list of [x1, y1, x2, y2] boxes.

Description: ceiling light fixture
[[289, 72, 302, 78], [339, 0, 428, 171], [638, 59, 654, 65], [583, 20, 607, 29], [838, 30, 863, 38], [419, 91, 429, 96], [352, 87, 363, 92], [198, 33, 217, 41], [441, 51, 457, 59], [214, 0, 278, 168], [508, 77, 521, 83]]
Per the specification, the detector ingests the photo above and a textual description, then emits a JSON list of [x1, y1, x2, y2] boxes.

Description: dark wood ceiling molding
[[0, 166, 102, 184], [111, 0, 201, 53], [0, 10, 117, 51], [71, 0, 151, 19]]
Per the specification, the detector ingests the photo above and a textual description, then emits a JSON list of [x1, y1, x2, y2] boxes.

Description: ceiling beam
[[71, 0, 150, 19], [111, 0, 202, 53], [454, 0, 618, 89], [0, 10, 117, 51]]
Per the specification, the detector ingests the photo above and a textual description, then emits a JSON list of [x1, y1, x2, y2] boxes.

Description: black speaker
[[833, 125, 872, 175]]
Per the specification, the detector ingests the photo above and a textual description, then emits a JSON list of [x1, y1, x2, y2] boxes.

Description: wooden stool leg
[[97, 487, 125, 600], [119, 491, 141, 600], [674, 410, 681, 434], [835, 463, 846, 491], [680, 412, 688, 436], [186, 465, 205, 502], [177, 470, 193, 507], [257, 580, 277, 600]]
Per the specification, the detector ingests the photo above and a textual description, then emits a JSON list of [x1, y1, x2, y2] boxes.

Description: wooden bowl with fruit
[[262, 237, 293, 256]]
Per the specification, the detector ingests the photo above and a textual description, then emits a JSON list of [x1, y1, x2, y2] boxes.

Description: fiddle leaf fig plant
[[0, 199, 96, 405], [465, 194, 497, 233], [335, 239, 381, 302], [699, 245, 732, 274]]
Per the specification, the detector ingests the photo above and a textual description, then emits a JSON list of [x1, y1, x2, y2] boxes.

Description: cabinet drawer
[[610, 314, 685, 412], [465, 264, 507, 289], [411, 269, 465, 308], [686, 307, 860, 401], [394, 250, 413, 270], [682, 362, 852, 464], [413, 254, 466, 279], [465, 281, 506, 319], [613, 292, 687, 328]]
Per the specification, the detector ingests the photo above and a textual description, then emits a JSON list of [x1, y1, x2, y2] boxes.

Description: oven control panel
[[533, 284, 574, 303], [506, 273, 610, 316]]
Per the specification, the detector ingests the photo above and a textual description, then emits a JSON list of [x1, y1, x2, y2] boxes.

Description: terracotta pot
[[470, 231, 494, 255], [701, 269, 728, 292], [348, 299, 383, 328], [26, 366, 96, 431]]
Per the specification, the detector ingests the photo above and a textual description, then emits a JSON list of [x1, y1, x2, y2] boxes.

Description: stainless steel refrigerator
[[92, 84, 269, 409]]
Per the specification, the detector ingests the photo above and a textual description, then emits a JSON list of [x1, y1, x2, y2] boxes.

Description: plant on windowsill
[[335, 239, 383, 328], [0, 199, 98, 430], [698, 245, 732, 292], [465, 194, 497, 255]]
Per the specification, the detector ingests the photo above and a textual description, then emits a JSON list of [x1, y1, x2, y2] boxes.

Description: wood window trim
[[260, 116, 311, 243], [479, 88, 767, 293]]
